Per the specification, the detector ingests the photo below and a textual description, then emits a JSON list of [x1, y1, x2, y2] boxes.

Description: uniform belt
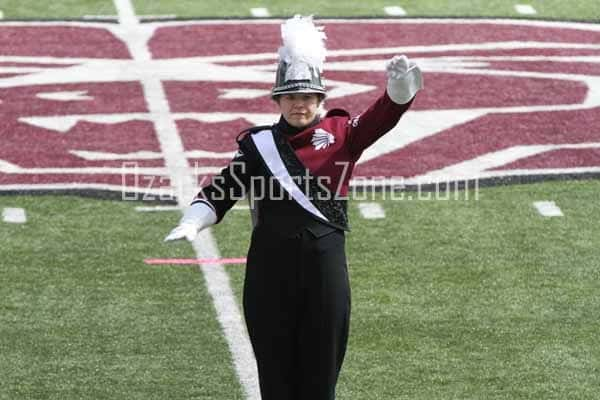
[[258, 213, 340, 239]]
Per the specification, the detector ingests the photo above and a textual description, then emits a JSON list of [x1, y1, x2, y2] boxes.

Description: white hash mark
[[2, 207, 27, 224], [533, 201, 564, 217]]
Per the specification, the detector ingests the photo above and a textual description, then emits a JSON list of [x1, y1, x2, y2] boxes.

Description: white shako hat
[[272, 15, 327, 98]]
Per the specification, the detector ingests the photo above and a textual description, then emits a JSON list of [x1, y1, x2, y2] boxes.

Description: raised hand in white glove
[[386, 55, 411, 78], [164, 202, 217, 242], [386, 55, 423, 105]]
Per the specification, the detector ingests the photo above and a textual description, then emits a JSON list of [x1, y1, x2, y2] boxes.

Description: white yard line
[[193, 230, 259, 395], [112, 1, 259, 399], [2, 207, 26, 224], [83, 14, 175, 20], [250, 8, 270, 18], [384, 6, 407, 16], [138, 14, 177, 20], [515, 4, 537, 15], [82, 15, 119, 21], [358, 202, 386, 219], [533, 201, 564, 217]]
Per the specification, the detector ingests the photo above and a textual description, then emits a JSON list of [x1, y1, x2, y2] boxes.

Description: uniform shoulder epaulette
[[325, 108, 350, 118], [236, 125, 273, 143]]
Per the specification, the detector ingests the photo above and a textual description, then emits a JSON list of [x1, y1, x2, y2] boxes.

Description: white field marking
[[70, 149, 236, 160], [357, 109, 489, 165], [191, 230, 259, 399], [4, 18, 600, 34], [3, 18, 600, 189], [0, 11, 4, 19], [82, 15, 119, 21], [1, 19, 599, 189], [112, 2, 260, 400], [357, 66, 600, 164], [186, 41, 600, 63], [48, 40, 583, 67], [0, 159, 220, 175], [135, 204, 249, 212], [2, 173, 600, 196], [330, 62, 600, 110], [18, 112, 278, 133], [358, 203, 386, 219], [134, 18, 600, 35], [137, 15, 177, 20], [410, 142, 600, 182], [2, 208, 26, 224], [437, 55, 600, 63], [37, 91, 93, 101], [10, 38, 600, 66], [325, 58, 488, 71], [384, 6, 407, 16], [475, 166, 600, 179], [83, 14, 176, 20], [368, 166, 600, 186], [7, 65, 600, 183], [515, 4, 538, 15], [347, 167, 600, 187], [135, 205, 180, 212], [219, 88, 271, 99], [8, 42, 600, 162], [4, 42, 600, 104], [0, 54, 373, 100], [250, 8, 270, 17], [8, 39, 598, 106], [533, 201, 564, 217], [324, 55, 600, 74], [0, 67, 45, 74], [0, 183, 176, 197]]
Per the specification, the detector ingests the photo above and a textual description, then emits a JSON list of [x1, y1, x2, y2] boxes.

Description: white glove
[[164, 202, 217, 242], [386, 55, 423, 105]]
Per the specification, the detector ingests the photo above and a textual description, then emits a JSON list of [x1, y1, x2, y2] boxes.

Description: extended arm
[[164, 147, 256, 242], [347, 55, 423, 158]]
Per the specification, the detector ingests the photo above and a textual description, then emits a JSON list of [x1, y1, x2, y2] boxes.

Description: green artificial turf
[[2, 179, 599, 399], [0, 0, 115, 19], [212, 179, 600, 399], [0, 195, 243, 400], [132, 0, 600, 20], [1, 0, 599, 21]]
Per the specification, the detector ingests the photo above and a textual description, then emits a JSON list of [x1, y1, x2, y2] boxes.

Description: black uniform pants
[[243, 224, 351, 400]]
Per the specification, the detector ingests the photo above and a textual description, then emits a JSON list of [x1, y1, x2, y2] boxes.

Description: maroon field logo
[[1, 19, 599, 199]]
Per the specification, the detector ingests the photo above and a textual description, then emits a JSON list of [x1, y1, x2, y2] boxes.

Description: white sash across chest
[[250, 129, 329, 222]]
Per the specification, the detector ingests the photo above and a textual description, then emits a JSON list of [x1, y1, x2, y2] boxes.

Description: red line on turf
[[145, 257, 247, 265]]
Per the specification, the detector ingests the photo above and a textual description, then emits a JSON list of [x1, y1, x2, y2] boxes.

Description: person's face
[[277, 93, 321, 128]]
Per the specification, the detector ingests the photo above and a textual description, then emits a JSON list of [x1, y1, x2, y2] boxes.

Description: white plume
[[278, 15, 327, 73]]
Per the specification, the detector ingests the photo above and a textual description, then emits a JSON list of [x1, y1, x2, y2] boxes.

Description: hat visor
[[272, 86, 327, 98]]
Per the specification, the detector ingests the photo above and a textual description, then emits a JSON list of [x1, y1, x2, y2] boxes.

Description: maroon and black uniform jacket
[[193, 90, 414, 236]]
